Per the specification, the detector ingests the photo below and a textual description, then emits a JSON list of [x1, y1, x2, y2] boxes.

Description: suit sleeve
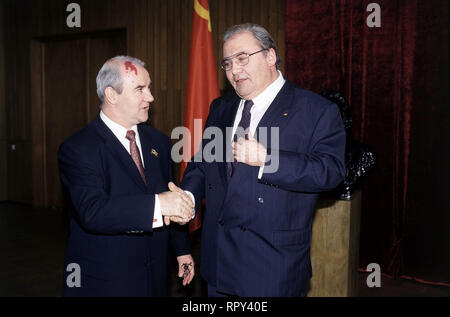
[[260, 102, 346, 193], [166, 137, 191, 256], [180, 160, 206, 214], [179, 99, 220, 212], [58, 141, 155, 235]]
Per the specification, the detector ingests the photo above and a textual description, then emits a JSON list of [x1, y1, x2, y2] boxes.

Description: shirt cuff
[[258, 165, 265, 179], [184, 190, 196, 219], [153, 194, 163, 228]]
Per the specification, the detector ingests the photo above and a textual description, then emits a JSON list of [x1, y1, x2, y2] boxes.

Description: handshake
[[159, 182, 195, 226]]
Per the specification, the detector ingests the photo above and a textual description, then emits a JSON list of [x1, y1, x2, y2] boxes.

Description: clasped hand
[[159, 182, 194, 226]]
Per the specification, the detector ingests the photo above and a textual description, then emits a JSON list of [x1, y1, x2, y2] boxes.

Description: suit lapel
[[206, 82, 295, 187], [226, 82, 295, 190], [219, 95, 241, 186], [92, 115, 147, 192], [255, 81, 295, 133], [138, 125, 157, 193]]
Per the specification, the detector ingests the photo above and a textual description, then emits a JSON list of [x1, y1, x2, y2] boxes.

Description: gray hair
[[96, 55, 146, 104], [223, 23, 281, 69]]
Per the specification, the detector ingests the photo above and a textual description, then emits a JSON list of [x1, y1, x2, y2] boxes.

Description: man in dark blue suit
[[58, 56, 195, 296], [180, 24, 346, 297]]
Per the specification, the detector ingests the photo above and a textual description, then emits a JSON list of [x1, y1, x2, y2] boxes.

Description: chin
[[138, 115, 148, 123], [237, 91, 251, 99], [236, 86, 252, 97]]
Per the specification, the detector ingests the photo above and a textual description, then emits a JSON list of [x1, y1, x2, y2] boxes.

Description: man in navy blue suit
[[180, 24, 346, 296], [58, 56, 195, 296]]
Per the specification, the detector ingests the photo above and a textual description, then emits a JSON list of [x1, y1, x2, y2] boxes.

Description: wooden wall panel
[[0, 1, 6, 200], [3, 0, 145, 205], [209, 0, 286, 93], [147, 0, 286, 141], [30, 40, 46, 207], [148, 0, 193, 137], [4, 0, 33, 203], [87, 31, 128, 120], [126, 0, 148, 60], [30, 31, 126, 208], [3, 0, 286, 204], [44, 38, 87, 208]]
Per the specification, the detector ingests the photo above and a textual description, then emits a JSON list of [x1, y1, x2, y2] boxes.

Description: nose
[[144, 88, 154, 103], [230, 59, 243, 75]]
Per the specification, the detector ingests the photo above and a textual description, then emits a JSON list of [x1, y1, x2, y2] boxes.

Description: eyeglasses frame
[[220, 48, 268, 71]]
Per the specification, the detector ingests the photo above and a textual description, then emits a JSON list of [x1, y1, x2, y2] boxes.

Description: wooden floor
[[1, 201, 449, 297]]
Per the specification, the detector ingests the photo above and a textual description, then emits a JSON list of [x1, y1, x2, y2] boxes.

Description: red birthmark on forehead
[[124, 61, 138, 75]]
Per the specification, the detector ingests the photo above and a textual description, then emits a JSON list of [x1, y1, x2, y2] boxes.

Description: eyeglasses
[[220, 49, 268, 71]]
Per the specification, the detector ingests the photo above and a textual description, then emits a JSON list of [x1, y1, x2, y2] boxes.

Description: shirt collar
[[100, 111, 138, 139]]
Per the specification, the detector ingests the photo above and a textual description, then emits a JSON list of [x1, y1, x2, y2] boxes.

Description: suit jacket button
[[219, 220, 224, 226], [240, 226, 246, 232], [258, 197, 264, 204]]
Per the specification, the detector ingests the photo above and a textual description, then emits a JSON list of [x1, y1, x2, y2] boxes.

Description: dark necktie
[[227, 99, 254, 178], [126, 130, 147, 184]]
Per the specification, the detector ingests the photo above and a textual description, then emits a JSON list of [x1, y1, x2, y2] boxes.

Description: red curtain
[[285, 0, 449, 283]]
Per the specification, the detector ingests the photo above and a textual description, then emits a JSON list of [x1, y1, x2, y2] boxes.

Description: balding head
[[96, 55, 146, 105]]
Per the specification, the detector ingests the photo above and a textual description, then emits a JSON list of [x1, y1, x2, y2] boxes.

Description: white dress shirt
[[100, 111, 163, 228], [231, 70, 286, 178]]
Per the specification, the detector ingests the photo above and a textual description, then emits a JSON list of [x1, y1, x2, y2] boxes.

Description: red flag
[[181, 0, 220, 233]]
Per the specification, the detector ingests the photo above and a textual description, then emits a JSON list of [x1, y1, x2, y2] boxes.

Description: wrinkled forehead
[[223, 31, 260, 58]]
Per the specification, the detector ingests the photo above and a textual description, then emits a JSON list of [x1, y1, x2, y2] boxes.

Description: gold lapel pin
[[283, 112, 288, 117], [151, 149, 159, 157]]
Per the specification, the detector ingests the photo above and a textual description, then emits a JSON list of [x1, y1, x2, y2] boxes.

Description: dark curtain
[[285, 0, 449, 283]]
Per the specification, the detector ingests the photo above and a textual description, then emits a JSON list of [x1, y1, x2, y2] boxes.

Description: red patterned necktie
[[125, 130, 147, 184]]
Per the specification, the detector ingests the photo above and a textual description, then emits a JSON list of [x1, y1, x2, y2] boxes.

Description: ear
[[104, 86, 118, 105], [266, 48, 277, 67]]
